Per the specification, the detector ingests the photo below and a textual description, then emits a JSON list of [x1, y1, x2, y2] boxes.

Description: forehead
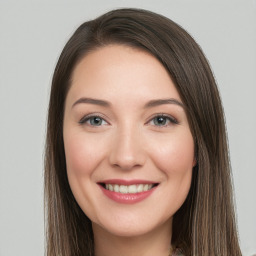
[[67, 44, 181, 106]]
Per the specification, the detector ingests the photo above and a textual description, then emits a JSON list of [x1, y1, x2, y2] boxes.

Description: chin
[[92, 211, 173, 238], [94, 222, 156, 238]]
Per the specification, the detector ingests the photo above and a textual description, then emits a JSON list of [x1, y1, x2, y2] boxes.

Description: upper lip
[[97, 179, 159, 185]]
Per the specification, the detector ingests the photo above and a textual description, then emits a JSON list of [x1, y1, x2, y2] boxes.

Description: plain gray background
[[0, 0, 255, 255]]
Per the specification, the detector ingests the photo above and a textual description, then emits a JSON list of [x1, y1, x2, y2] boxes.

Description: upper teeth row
[[105, 184, 153, 194]]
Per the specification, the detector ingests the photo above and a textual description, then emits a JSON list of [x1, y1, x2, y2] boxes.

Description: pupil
[[91, 117, 102, 126], [155, 116, 166, 125]]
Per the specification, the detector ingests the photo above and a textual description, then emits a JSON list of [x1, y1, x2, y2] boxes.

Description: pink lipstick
[[98, 179, 158, 204]]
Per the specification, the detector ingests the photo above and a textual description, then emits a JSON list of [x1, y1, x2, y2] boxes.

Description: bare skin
[[63, 45, 195, 256]]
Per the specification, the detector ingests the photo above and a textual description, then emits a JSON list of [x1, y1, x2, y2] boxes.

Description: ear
[[192, 157, 197, 167]]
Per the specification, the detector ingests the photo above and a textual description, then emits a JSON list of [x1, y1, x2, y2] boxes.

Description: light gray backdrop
[[0, 0, 255, 255]]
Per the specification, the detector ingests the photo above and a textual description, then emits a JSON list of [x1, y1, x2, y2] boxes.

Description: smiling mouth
[[99, 183, 159, 194]]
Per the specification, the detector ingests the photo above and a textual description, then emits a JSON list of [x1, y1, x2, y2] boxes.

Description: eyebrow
[[72, 97, 111, 108], [72, 97, 184, 109], [144, 98, 184, 108]]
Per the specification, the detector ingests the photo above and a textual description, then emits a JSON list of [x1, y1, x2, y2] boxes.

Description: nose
[[109, 126, 146, 171]]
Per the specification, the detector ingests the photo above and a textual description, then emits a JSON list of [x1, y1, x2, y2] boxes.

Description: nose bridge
[[109, 121, 145, 170]]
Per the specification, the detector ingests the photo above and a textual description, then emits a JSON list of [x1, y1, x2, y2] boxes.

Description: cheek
[[149, 131, 195, 176], [64, 132, 105, 176], [150, 132, 194, 210], [63, 131, 107, 220]]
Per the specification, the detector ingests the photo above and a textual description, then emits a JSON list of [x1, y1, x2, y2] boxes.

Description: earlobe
[[192, 157, 197, 167]]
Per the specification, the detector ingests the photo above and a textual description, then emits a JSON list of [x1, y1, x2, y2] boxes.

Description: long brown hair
[[45, 8, 241, 256]]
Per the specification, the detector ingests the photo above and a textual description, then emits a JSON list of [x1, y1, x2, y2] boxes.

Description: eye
[[149, 114, 178, 127], [79, 115, 108, 126]]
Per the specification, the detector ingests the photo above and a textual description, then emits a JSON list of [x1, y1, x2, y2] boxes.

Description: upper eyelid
[[79, 113, 109, 124], [78, 113, 179, 125], [146, 113, 178, 124]]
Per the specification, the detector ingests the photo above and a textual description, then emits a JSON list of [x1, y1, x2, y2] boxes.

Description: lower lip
[[99, 185, 157, 204]]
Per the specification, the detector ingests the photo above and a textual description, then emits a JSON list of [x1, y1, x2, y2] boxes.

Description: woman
[[44, 8, 242, 256]]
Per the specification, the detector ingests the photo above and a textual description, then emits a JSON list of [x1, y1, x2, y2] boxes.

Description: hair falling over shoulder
[[44, 8, 242, 256]]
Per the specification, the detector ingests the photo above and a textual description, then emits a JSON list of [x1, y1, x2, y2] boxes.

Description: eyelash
[[147, 114, 179, 127], [79, 114, 108, 126], [79, 113, 179, 127]]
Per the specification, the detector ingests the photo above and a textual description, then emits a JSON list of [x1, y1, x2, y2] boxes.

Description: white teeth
[[128, 185, 137, 193], [143, 184, 149, 191], [114, 184, 119, 192], [137, 184, 143, 192], [105, 183, 155, 194], [119, 185, 128, 193]]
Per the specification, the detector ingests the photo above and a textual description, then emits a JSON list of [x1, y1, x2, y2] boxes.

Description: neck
[[93, 219, 172, 256]]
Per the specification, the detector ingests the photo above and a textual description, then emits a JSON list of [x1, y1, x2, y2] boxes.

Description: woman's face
[[63, 45, 195, 237]]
